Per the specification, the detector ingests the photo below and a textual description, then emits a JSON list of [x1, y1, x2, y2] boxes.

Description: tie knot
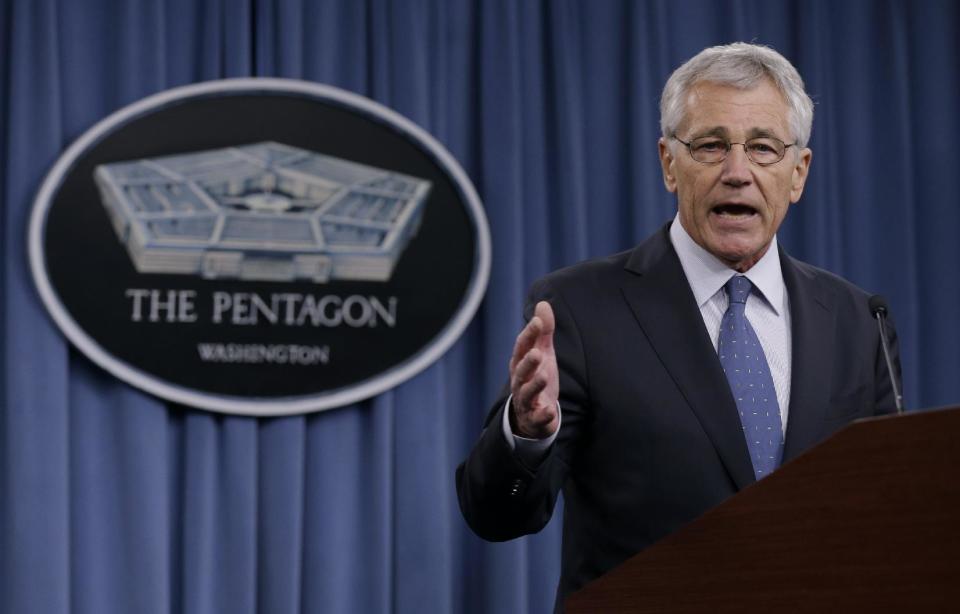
[[724, 275, 753, 305]]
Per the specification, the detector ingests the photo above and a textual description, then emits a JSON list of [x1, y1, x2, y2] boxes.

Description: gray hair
[[660, 42, 814, 148]]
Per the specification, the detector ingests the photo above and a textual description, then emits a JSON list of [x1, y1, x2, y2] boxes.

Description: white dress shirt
[[669, 215, 792, 432], [505, 215, 793, 462]]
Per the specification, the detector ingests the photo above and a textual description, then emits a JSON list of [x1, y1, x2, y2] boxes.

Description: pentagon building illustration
[[94, 142, 431, 283]]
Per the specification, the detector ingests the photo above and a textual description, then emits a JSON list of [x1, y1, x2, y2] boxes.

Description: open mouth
[[712, 204, 757, 216]]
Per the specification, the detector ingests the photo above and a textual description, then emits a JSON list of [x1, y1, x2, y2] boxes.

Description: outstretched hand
[[509, 301, 560, 439]]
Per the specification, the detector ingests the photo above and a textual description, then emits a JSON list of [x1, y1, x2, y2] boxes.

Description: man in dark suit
[[456, 42, 900, 610]]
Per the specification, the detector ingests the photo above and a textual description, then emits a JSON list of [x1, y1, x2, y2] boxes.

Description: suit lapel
[[620, 227, 756, 490], [780, 252, 835, 462]]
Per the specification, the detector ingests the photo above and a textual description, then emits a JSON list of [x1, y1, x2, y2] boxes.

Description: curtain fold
[[70, 369, 172, 614], [4, 1, 71, 612], [2, 2, 958, 613]]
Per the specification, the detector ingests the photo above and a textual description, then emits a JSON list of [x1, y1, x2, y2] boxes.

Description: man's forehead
[[679, 80, 791, 134]]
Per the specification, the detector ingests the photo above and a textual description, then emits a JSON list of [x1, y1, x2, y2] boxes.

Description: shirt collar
[[668, 213, 786, 315]]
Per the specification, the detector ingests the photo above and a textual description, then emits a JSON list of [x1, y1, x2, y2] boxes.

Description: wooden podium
[[565, 407, 960, 613]]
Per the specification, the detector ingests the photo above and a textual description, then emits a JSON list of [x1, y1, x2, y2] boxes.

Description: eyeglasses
[[672, 135, 795, 166]]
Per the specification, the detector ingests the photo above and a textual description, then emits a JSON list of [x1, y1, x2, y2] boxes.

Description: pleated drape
[[2, 2, 959, 613]]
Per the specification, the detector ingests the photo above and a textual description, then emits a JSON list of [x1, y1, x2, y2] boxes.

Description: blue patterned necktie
[[718, 276, 783, 480]]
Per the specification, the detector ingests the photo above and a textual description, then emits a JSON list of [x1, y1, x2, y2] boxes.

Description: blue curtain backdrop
[[2, 1, 958, 613]]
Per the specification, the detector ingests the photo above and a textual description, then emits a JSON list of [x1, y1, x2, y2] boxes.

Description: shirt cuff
[[501, 395, 561, 466]]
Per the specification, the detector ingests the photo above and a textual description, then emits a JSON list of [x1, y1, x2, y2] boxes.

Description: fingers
[[512, 346, 541, 384], [511, 342, 546, 413], [510, 316, 542, 373], [510, 301, 554, 372], [515, 369, 549, 411], [514, 374, 558, 438]]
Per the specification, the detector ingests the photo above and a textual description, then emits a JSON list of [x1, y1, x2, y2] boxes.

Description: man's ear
[[658, 138, 678, 193], [789, 147, 813, 203]]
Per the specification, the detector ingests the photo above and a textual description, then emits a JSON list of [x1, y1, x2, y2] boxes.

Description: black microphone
[[868, 295, 904, 414]]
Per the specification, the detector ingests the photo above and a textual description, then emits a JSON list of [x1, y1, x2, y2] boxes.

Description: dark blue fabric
[[2, 1, 958, 613]]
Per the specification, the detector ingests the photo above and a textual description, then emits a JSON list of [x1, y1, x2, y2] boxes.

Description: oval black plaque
[[29, 79, 490, 416]]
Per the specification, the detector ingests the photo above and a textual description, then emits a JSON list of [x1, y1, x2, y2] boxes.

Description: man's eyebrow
[[685, 127, 789, 140], [688, 126, 728, 138], [747, 127, 785, 139]]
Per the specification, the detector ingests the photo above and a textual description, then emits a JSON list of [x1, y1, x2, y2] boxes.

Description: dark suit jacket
[[456, 223, 901, 610]]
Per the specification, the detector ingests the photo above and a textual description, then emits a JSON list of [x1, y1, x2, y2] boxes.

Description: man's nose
[[720, 143, 753, 186]]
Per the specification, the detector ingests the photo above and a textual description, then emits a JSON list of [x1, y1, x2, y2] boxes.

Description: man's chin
[[708, 241, 770, 272]]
